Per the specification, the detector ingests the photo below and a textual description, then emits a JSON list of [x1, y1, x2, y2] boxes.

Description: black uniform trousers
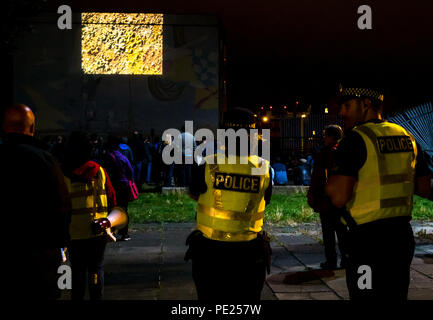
[[69, 235, 108, 300], [185, 231, 270, 301], [319, 209, 348, 267], [345, 216, 415, 300]]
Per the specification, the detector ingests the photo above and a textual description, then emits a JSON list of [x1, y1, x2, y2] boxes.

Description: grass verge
[[128, 193, 433, 224]]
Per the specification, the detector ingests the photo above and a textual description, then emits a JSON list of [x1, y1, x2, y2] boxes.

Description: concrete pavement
[[267, 222, 433, 300], [61, 221, 433, 300]]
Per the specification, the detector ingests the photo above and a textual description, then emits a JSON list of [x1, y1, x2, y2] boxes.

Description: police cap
[[336, 83, 384, 105]]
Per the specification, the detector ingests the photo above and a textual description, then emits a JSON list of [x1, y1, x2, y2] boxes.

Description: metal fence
[[278, 114, 344, 156], [386, 102, 433, 157], [386, 102, 433, 172], [274, 103, 433, 166]]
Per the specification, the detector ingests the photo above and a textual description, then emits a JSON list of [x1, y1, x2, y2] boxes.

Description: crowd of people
[[2, 79, 432, 302], [39, 131, 320, 190], [271, 154, 313, 186], [39, 130, 212, 190]]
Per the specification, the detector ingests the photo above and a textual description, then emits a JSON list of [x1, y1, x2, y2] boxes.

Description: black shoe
[[118, 234, 131, 241], [320, 261, 337, 270]]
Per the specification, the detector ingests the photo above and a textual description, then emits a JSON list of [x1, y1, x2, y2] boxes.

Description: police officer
[[326, 84, 431, 300], [185, 108, 272, 301], [62, 131, 118, 300]]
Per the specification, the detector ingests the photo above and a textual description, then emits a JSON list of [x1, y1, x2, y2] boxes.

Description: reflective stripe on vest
[[69, 189, 107, 198], [345, 122, 417, 225], [65, 166, 109, 239], [197, 155, 270, 242]]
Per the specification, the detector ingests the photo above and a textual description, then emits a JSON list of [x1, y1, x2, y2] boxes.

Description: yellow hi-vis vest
[[197, 154, 270, 242], [345, 121, 417, 225], [64, 167, 109, 240]]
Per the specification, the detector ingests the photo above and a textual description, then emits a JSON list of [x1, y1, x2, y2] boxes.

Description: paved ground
[[266, 222, 433, 300], [62, 221, 433, 300]]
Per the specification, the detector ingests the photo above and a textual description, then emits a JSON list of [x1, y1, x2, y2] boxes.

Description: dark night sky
[[12, 0, 433, 112]]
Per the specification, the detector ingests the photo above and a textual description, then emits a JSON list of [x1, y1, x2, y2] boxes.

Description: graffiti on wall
[[14, 14, 220, 134]]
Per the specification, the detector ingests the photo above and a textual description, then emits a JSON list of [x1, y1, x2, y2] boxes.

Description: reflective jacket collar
[[346, 118, 385, 133]]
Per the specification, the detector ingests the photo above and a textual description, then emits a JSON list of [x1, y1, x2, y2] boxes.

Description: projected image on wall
[[81, 13, 163, 75]]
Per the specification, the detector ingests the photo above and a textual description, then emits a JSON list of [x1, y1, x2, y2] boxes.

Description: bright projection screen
[[81, 13, 163, 75]]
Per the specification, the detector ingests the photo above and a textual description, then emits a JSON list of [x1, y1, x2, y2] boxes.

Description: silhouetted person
[[90, 134, 104, 163], [178, 125, 197, 187], [273, 157, 288, 185], [119, 136, 134, 165], [0, 104, 71, 299], [130, 131, 146, 186], [143, 136, 153, 185], [161, 133, 175, 187], [307, 125, 347, 269], [102, 135, 134, 241], [51, 135, 66, 165]]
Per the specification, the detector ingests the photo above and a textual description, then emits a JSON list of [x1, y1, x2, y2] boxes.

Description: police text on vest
[[377, 136, 414, 154], [214, 172, 260, 193]]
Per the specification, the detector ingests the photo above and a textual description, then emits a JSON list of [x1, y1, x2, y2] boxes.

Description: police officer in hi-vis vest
[[326, 84, 431, 300], [185, 108, 272, 301], [62, 131, 118, 300]]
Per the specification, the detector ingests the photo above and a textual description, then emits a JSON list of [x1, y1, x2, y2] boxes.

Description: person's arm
[[326, 175, 357, 208], [307, 149, 325, 209], [189, 163, 207, 201], [121, 154, 134, 181]]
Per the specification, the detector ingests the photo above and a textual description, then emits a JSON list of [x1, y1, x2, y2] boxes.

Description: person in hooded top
[[62, 131, 117, 300], [102, 135, 134, 241]]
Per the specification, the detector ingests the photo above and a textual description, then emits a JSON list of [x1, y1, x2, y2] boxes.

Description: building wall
[[13, 13, 220, 137]]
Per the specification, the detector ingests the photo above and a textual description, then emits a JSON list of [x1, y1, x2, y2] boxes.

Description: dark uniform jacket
[[307, 144, 338, 213], [0, 133, 72, 298], [0, 133, 72, 249]]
